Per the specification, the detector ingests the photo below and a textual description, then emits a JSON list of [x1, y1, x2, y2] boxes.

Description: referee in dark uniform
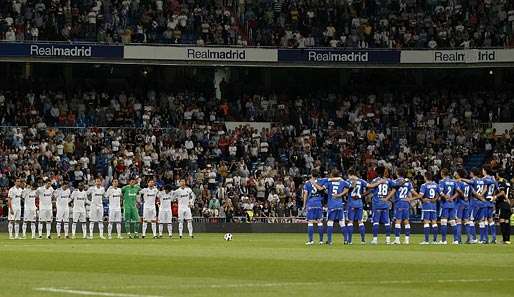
[[496, 173, 511, 244]]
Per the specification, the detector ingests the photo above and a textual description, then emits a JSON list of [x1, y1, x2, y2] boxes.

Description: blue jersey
[[482, 176, 498, 207], [319, 178, 350, 209], [457, 181, 473, 206], [470, 178, 486, 207], [347, 178, 368, 208], [370, 178, 395, 209], [303, 179, 323, 208], [394, 179, 413, 209], [419, 182, 439, 210], [438, 177, 458, 208]]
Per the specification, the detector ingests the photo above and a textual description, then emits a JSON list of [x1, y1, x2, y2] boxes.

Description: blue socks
[[359, 224, 366, 242], [326, 224, 333, 243], [424, 224, 430, 242], [456, 223, 462, 243], [307, 223, 314, 242], [372, 223, 379, 238], [441, 222, 448, 242], [317, 223, 324, 242], [490, 222, 496, 242], [346, 224, 353, 243], [432, 224, 438, 242]]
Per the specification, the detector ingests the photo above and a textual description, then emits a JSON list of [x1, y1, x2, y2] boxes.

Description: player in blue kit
[[369, 166, 396, 245], [455, 169, 476, 244], [467, 168, 488, 244], [418, 172, 440, 244], [438, 168, 459, 244], [315, 169, 351, 245], [392, 168, 415, 245], [482, 165, 499, 244], [303, 169, 325, 245], [346, 168, 368, 244]]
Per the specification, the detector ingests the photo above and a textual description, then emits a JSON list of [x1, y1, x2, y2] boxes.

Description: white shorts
[[158, 210, 173, 224], [8, 208, 21, 221], [89, 206, 103, 222], [56, 208, 70, 222], [143, 207, 156, 221], [39, 209, 53, 222], [24, 208, 37, 222], [178, 207, 192, 221], [73, 211, 87, 223], [109, 210, 122, 222]]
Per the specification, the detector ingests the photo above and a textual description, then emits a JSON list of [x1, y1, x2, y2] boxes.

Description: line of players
[[303, 165, 511, 245], [6, 177, 196, 240]]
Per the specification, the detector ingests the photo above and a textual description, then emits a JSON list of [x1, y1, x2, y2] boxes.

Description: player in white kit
[[71, 183, 88, 239], [175, 179, 196, 238], [7, 178, 23, 239], [22, 182, 38, 239], [140, 179, 159, 238], [105, 179, 123, 239], [37, 179, 55, 239], [55, 183, 72, 238], [157, 185, 174, 238], [87, 178, 106, 239]]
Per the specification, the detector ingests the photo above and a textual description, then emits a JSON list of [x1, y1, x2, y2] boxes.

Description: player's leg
[[72, 212, 77, 238], [431, 214, 438, 243], [488, 207, 496, 243], [108, 210, 114, 239], [448, 208, 457, 244], [305, 207, 315, 244], [178, 208, 185, 238], [469, 206, 477, 243], [346, 208, 355, 244], [456, 206, 463, 243], [185, 208, 193, 238], [22, 219, 27, 239], [158, 211, 164, 237], [63, 210, 70, 238], [403, 218, 411, 244], [371, 209, 379, 244], [150, 209, 157, 238], [315, 208, 323, 244], [56, 209, 62, 238], [440, 208, 448, 244], [8, 217, 14, 239], [13, 209, 21, 239], [477, 208, 487, 243], [382, 210, 391, 244], [123, 208, 132, 238], [116, 211, 123, 239], [420, 210, 430, 244], [326, 212, 334, 245], [98, 210, 105, 239], [357, 208, 365, 243], [393, 208, 401, 244]]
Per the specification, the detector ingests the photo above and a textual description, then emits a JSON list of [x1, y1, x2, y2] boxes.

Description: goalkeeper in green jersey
[[121, 177, 142, 238]]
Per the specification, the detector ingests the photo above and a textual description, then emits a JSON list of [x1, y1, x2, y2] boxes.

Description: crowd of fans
[[0, 85, 513, 220], [1, 0, 514, 48]]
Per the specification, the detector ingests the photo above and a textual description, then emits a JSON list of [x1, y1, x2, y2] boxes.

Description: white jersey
[[22, 189, 37, 210], [158, 190, 174, 210], [55, 188, 71, 210], [87, 186, 105, 207], [71, 190, 87, 212], [8, 186, 23, 209], [37, 186, 55, 210], [141, 187, 159, 209], [174, 187, 196, 209], [105, 186, 122, 211]]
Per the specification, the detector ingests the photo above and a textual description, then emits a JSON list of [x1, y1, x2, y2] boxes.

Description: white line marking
[[34, 288, 165, 297]]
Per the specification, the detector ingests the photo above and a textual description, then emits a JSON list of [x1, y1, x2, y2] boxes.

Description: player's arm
[[449, 188, 459, 202], [7, 189, 13, 214], [366, 179, 386, 189], [384, 188, 396, 201], [333, 187, 349, 198], [189, 189, 196, 207], [302, 189, 308, 210]]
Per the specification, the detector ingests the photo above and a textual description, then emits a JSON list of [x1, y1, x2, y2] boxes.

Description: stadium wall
[[2, 42, 514, 67]]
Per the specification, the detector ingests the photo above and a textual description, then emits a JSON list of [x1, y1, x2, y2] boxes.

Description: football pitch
[[1, 233, 513, 297]]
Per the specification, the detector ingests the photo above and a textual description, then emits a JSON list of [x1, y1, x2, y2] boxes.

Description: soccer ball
[[224, 233, 233, 241]]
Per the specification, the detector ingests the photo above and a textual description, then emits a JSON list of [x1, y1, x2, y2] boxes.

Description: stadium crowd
[[0, 86, 513, 222], [1, 0, 514, 48]]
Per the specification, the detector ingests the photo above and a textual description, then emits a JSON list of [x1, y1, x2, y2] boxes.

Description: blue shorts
[[456, 206, 470, 221], [421, 210, 437, 221], [439, 207, 456, 220], [481, 206, 494, 219], [372, 209, 390, 225], [394, 208, 410, 220], [306, 208, 323, 221], [469, 206, 480, 221], [347, 207, 363, 221], [475, 207, 490, 221], [327, 208, 345, 221]]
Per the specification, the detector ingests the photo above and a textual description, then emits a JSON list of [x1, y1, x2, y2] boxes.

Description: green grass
[[1, 233, 513, 297]]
